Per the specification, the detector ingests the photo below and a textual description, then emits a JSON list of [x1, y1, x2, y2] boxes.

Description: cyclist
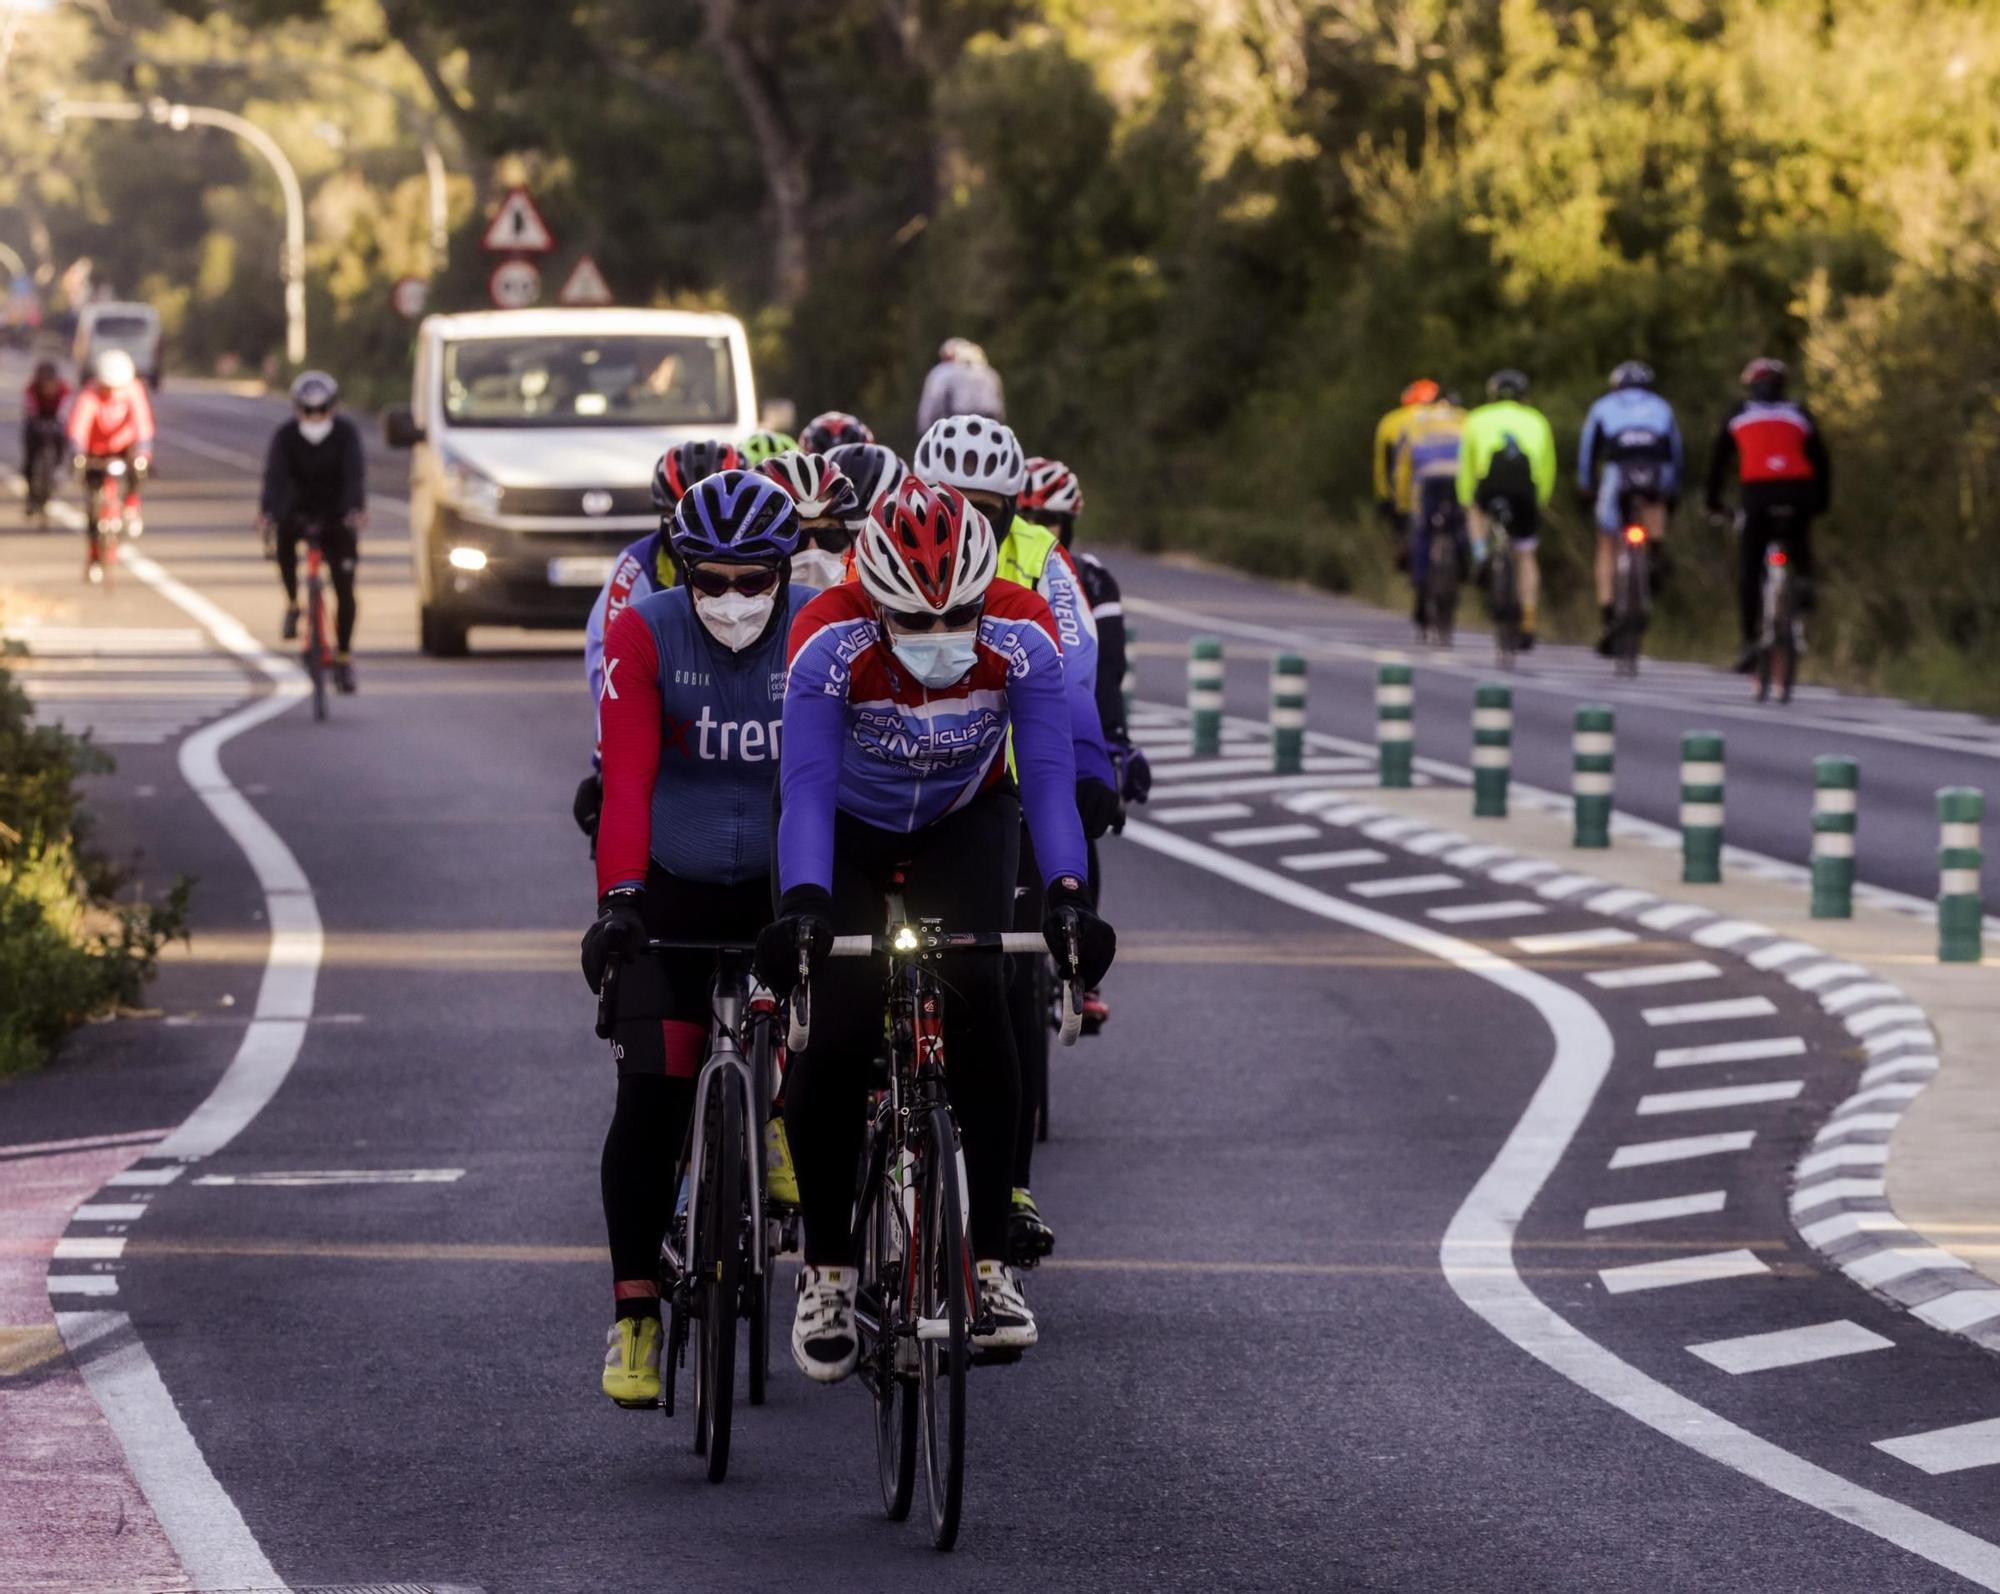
[[1374, 378, 1438, 540], [798, 410, 873, 454], [917, 337, 1006, 434], [20, 360, 70, 505], [1704, 358, 1831, 672], [581, 469, 810, 1408], [66, 348, 154, 540], [258, 371, 367, 692], [754, 450, 864, 591], [1457, 370, 1557, 650], [756, 477, 1117, 1382], [740, 427, 797, 466], [1393, 388, 1468, 635], [823, 441, 904, 520], [576, 439, 744, 843], [1579, 360, 1682, 655]]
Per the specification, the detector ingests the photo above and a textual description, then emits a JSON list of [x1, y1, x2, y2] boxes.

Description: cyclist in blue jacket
[[580, 469, 808, 1409], [1578, 362, 1682, 654]]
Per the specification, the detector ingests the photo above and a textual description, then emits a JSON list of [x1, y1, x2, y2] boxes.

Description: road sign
[[391, 276, 429, 320], [557, 254, 614, 307], [488, 258, 542, 310], [480, 187, 555, 255]]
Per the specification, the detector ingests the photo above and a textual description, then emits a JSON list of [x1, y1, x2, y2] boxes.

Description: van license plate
[[547, 557, 616, 588]]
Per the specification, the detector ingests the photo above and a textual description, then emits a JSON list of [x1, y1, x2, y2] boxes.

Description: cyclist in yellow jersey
[[1375, 378, 1439, 537]]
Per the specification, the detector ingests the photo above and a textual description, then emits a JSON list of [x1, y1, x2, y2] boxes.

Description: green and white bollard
[[1810, 756, 1858, 919], [1680, 731, 1725, 884], [1472, 684, 1512, 818], [1188, 637, 1224, 756], [1122, 621, 1136, 727], [1572, 705, 1614, 849], [1938, 786, 1984, 963], [1270, 653, 1306, 774], [1376, 659, 1414, 789]]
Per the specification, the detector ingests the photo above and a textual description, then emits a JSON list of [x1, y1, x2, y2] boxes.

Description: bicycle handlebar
[[788, 927, 1082, 1052]]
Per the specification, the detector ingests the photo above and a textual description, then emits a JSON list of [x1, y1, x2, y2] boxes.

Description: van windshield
[[91, 314, 156, 339], [441, 335, 736, 428]]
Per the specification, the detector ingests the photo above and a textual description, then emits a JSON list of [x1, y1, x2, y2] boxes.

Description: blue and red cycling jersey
[[777, 580, 1088, 896]]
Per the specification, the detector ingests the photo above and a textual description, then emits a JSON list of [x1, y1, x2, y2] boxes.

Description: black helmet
[[650, 438, 746, 514], [824, 442, 906, 518], [1741, 357, 1788, 399], [1487, 369, 1529, 401], [290, 369, 339, 411], [1609, 360, 1654, 391]]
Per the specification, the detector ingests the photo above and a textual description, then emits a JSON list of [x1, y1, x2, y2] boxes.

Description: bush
[[0, 664, 189, 1077]]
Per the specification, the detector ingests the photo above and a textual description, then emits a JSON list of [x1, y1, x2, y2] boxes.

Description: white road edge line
[[1120, 816, 2000, 1589], [49, 544, 314, 1593]]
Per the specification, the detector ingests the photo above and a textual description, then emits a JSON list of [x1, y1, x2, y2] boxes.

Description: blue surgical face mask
[[890, 628, 980, 688]]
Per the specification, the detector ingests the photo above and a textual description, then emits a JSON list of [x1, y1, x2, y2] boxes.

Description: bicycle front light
[[892, 925, 920, 953]]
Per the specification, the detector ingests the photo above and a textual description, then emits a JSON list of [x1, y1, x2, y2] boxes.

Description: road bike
[[1417, 501, 1462, 648], [595, 940, 792, 1482], [24, 419, 63, 522], [1754, 517, 1801, 706], [791, 886, 1081, 1549], [1480, 500, 1522, 668], [78, 453, 141, 588], [1609, 521, 1652, 678], [293, 521, 337, 721]]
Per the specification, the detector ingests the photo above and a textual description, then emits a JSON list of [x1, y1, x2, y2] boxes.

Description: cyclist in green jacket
[[1457, 370, 1558, 650]]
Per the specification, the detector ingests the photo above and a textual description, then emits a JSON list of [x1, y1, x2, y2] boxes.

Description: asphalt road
[[6, 376, 2000, 1592]]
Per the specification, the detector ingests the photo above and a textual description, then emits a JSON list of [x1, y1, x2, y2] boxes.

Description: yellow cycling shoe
[[765, 1116, 800, 1208], [601, 1315, 662, 1408]]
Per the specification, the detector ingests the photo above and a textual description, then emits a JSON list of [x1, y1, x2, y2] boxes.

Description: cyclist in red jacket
[[66, 350, 155, 535], [19, 361, 70, 507]]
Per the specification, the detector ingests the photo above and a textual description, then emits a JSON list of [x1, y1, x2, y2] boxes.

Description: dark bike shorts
[[608, 861, 772, 1077]]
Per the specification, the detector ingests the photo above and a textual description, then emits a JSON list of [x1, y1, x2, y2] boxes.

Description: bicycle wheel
[[860, 1126, 917, 1521], [1776, 584, 1798, 705], [916, 1105, 969, 1549], [304, 574, 328, 721], [1488, 552, 1518, 666], [1615, 546, 1648, 677], [1425, 538, 1457, 647], [747, 1033, 775, 1408], [694, 1072, 745, 1482]]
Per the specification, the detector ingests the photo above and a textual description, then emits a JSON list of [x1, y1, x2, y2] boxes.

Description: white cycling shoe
[[973, 1260, 1038, 1350], [791, 1264, 859, 1383]]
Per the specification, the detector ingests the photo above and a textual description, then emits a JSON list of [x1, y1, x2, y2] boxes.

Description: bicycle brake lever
[[787, 947, 812, 1054], [1057, 919, 1084, 1048]]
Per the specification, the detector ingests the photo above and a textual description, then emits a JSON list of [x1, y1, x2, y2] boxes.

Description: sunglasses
[[686, 565, 781, 598], [299, 405, 332, 419], [885, 601, 984, 634], [800, 520, 855, 553]]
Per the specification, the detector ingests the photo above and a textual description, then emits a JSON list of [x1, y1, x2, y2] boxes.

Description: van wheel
[[419, 604, 469, 658]]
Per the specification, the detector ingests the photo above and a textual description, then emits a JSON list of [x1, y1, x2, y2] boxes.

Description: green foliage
[[0, 668, 190, 1077]]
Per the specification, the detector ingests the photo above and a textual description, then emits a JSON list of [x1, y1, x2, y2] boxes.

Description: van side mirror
[[384, 407, 425, 448]]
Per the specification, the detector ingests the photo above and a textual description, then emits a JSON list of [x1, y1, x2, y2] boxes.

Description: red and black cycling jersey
[[1705, 399, 1831, 512]]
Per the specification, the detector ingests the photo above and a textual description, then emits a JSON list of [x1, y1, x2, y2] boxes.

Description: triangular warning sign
[[558, 254, 615, 306], [480, 187, 556, 255]]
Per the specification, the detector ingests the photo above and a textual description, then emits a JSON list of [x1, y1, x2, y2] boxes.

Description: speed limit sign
[[488, 258, 542, 310]]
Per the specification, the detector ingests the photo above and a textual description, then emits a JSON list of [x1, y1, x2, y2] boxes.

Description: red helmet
[[800, 410, 874, 454], [1400, 378, 1440, 406], [1020, 457, 1083, 519], [855, 477, 997, 617], [1740, 357, 1788, 395]]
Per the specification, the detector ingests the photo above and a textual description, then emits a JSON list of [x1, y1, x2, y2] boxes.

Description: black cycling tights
[[601, 1075, 690, 1316], [784, 789, 1023, 1267], [277, 520, 359, 653]]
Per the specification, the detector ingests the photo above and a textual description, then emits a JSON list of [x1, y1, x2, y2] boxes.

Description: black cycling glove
[[1041, 874, 1116, 989], [572, 771, 603, 838], [1113, 743, 1152, 805], [755, 885, 835, 997], [581, 888, 646, 994], [1075, 775, 1123, 841]]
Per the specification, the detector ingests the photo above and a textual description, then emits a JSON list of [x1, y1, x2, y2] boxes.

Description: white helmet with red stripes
[[854, 477, 997, 618], [755, 450, 862, 524]]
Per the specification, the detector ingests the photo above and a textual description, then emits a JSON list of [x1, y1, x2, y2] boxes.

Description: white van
[[384, 307, 759, 657], [74, 301, 164, 388]]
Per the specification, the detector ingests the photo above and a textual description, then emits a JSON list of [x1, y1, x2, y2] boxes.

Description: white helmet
[[855, 477, 997, 618], [755, 450, 862, 524], [913, 414, 1026, 498], [94, 349, 136, 389]]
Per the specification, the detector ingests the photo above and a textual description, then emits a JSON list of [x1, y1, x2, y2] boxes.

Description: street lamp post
[[49, 96, 308, 365]]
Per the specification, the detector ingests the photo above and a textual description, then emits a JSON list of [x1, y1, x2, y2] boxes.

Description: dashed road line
[[1585, 960, 1724, 990], [1654, 1037, 1808, 1069], [1152, 802, 1256, 825], [1211, 822, 1320, 848], [1347, 873, 1461, 898], [1876, 1418, 2000, 1477], [1276, 848, 1386, 872], [1427, 900, 1549, 924], [1512, 927, 1638, 954], [1599, 1248, 1771, 1294], [1688, 1321, 1895, 1374], [1608, 1131, 1757, 1169], [1641, 995, 1780, 1027], [1637, 1081, 1806, 1115], [1584, 1190, 1729, 1229]]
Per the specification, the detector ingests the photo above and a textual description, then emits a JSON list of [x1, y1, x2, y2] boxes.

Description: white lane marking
[[0, 1128, 171, 1158], [46, 1275, 119, 1297], [1914, 1292, 2000, 1335], [1749, 940, 1822, 970], [1211, 823, 1321, 848], [1637, 1080, 1805, 1115], [1797, 1143, 1891, 1179], [1641, 995, 1779, 1027], [1789, 960, 1871, 991], [1793, 1176, 1886, 1207], [1584, 1190, 1728, 1229], [1152, 802, 1256, 825], [1655, 1037, 1808, 1069], [1609, 1131, 1757, 1169], [1638, 903, 1710, 931], [1427, 901, 1549, 924], [105, 1166, 186, 1188], [1277, 848, 1386, 872], [1585, 960, 1723, 990], [1128, 773, 1379, 802], [1347, 873, 1461, 898], [1587, 888, 1657, 915], [1689, 1321, 1894, 1374], [1535, 873, 1609, 901], [1691, 919, 1777, 949], [1816, 1112, 1901, 1142], [1851, 1249, 1974, 1288], [1865, 1026, 1937, 1056], [1149, 755, 1369, 782], [1848, 1005, 1930, 1037], [191, 1169, 465, 1187], [52, 1236, 126, 1260], [1120, 819, 2000, 1586], [72, 1204, 148, 1222], [1822, 982, 1908, 1014], [1876, 1419, 2000, 1477], [1512, 927, 1638, 954], [1599, 1248, 1771, 1294]]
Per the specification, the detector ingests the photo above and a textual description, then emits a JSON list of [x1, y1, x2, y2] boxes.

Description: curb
[[1267, 788, 2000, 1355]]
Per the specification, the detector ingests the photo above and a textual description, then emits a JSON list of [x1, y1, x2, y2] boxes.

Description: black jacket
[[261, 414, 366, 524]]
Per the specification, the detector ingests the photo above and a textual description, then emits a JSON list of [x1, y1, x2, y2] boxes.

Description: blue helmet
[[1609, 360, 1654, 391], [668, 469, 802, 566]]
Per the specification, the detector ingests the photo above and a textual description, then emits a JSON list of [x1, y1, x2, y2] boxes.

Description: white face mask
[[890, 628, 980, 687], [298, 417, 334, 445], [693, 589, 776, 652], [789, 547, 846, 591]]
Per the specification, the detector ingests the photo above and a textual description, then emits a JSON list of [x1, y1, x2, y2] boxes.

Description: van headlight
[[441, 455, 503, 519], [447, 545, 489, 571]]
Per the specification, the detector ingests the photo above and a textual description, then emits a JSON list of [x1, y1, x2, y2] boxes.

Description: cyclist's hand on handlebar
[[581, 888, 645, 994], [1075, 775, 1123, 841], [755, 885, 835, 996], [1042, 875, 1116, 988], [1113, 742, 1152, 806]]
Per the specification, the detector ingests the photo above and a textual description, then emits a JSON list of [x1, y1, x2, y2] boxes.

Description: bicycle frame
[[675, 954, 772, 1301]]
